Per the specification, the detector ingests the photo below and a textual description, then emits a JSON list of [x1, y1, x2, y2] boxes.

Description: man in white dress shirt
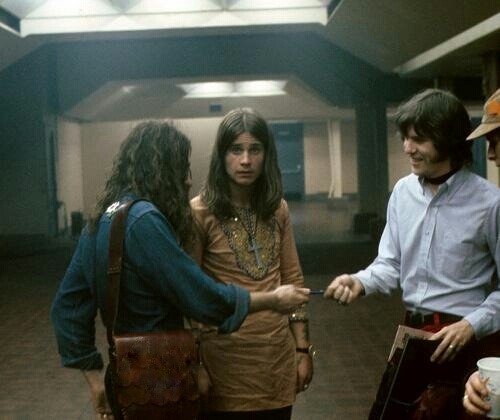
[[325, 88, 500, 419]]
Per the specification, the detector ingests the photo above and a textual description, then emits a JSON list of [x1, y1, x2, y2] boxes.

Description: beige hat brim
[[466, 122, 500, 140]]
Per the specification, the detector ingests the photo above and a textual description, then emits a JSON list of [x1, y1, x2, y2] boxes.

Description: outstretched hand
[[324, 274, 365, 305], [272, 285, 310, 314]]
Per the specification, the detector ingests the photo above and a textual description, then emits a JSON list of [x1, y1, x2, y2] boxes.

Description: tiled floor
[[0, 200, 407, 419], [292, 274, 404, 420]]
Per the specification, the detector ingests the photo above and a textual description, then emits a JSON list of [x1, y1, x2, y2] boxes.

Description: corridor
[[0, 200, 404, 419]]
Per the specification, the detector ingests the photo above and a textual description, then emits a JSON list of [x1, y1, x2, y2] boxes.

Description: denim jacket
[[51, 199, 250, 370]]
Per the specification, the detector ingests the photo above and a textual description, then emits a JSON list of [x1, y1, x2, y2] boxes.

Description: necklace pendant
[[248, 236, 263, 268]]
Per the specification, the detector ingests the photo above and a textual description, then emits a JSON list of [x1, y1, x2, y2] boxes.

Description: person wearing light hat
[[462, 89, 500, 418], [467, 88, 500, 167]]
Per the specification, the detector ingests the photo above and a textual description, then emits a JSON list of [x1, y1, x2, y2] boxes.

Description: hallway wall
[[56, 114, 491, 227], [57, 119, 84, 226], [59, 118, 367, 221]]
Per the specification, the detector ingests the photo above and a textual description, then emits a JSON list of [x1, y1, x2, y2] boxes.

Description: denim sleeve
[[50, 234, 104, 370], [126, 211, 250, 333]]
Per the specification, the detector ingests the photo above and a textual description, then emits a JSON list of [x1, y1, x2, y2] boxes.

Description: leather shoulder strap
[[105, 199, 143, 347]]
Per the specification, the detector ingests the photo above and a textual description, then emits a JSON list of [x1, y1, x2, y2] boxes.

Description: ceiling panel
[[323, 0, 500, 75], [65, 75, 347, 122], [0, 0, 498, 122], [0, 0, 328, 36]]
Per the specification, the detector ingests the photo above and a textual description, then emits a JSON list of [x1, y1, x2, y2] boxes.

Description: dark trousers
[[369, 326, 500, 420]]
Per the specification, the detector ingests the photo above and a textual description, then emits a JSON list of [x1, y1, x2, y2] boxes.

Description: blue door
[[271, 122, 304, 200], [470, 117, 486, 178]]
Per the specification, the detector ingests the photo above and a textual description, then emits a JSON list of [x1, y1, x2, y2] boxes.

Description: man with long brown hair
[[190, 108, 313, 420]]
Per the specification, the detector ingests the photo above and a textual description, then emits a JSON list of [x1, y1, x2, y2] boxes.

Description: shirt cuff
[[354, 270, 377, 296], [216, 284, 250, 334], [464, 309, 493, 340], [62, 351, 104, 371]]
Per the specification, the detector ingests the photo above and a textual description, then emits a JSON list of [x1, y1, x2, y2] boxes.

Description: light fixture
[[8, 0, 328, 37], [122, 85, 138, 94], [178, 80, 287, 98]]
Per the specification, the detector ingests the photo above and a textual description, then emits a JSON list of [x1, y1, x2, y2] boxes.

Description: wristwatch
[[296, 344, 315, 357]]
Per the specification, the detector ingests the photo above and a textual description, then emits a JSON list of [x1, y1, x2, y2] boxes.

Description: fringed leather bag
[[105, 200, 200, 420]]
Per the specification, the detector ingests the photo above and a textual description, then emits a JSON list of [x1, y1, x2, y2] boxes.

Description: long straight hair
[[202, 108, 282, 220], [88, 120, 193, 245]]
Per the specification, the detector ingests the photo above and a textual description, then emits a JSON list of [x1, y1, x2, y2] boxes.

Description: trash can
[[71, 211, 84, 237]]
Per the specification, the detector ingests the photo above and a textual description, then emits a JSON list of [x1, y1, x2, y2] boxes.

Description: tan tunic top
[[190, 195, 305, 411]]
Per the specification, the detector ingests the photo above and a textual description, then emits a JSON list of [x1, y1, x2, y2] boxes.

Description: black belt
[[405, 311, 462, 328]]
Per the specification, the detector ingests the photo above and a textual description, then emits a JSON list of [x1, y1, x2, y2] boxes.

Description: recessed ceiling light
[[122, 85, 138, 94], [235, 80, 287, 96], [178, 80, 287, 98]]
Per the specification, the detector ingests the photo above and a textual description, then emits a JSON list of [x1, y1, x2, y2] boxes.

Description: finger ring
[[448, 344, 455, 349], [463, 394, 468, 401], [304, 384, 309, 389]]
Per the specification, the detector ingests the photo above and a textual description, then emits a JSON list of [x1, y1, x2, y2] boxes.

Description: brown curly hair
[[88, 120, 192, 245]]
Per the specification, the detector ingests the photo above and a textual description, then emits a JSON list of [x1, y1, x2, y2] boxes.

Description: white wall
[[387, 120, 409, 190], [340, 121, 358, 194], [176, 118, 221, 197], [57, 118, 84, 230], [73, 119, 221, 217], [303, 120, 359, 196], [57, 115, 498, 222], [80, 121, 137, 216], [61, 118, 347, 218], [304, 122, 330, 195]]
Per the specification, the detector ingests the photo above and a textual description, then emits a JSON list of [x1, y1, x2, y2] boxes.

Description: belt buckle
[[410, 312, 426, 324]]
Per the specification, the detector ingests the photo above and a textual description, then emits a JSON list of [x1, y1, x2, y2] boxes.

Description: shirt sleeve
[[278, 200, 304, 288], [463, 199, 500, 338], [126, 210, 250, 334], [355, 188, 401, 295], [50, 233, 104, 370]]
